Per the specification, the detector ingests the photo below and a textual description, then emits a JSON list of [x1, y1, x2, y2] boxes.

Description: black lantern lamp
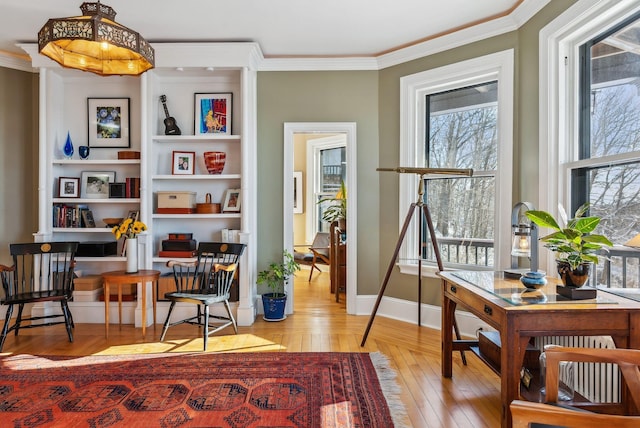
[[505, 201, 540, 278]]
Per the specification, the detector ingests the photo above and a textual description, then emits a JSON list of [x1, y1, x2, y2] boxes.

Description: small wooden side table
[[101, 269, 160, 338]]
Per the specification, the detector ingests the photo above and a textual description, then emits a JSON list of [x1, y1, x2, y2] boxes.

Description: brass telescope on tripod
[[361, 166, 473, 352]]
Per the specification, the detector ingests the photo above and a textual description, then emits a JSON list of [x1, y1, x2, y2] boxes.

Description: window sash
[[398, 50, 514, 276]]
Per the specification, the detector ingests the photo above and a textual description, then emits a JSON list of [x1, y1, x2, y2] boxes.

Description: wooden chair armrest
[[510, 399, 640, 428], [544, 347, 640, 408], [166, 260, 198, 268], [0, 264, 14, 272]]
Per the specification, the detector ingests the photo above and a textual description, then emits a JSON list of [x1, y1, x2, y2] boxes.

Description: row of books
[[125, 177, 140, 198], [53, 204, 96, 228], [221, 228, 241, 243]]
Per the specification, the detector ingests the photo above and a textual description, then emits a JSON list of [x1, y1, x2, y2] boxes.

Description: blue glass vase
[[63, 132, 74, 159], [79, 145, 90, 160]]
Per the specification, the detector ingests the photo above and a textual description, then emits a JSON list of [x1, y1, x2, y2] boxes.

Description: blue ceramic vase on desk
[[520, 271, 547, 289]]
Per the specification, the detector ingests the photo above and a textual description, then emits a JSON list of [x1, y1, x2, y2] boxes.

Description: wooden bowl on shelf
[[103, 218, 123, 228]]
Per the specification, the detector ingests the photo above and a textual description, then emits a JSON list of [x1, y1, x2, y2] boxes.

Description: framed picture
[[172, 151, 195, 175], [293, 171, 303, 214], [87, 97, 130, 148], [127, 210, 140, 222], [81, 209, 96, 228], [194, 93, 232, 135], [222, 189, 241, 212], [81, 171, 116, 199], [58, 177, 80, 198], [108, 182, 126, 198]]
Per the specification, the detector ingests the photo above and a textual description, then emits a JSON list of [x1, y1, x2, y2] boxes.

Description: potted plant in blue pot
[[257, 250, 300, 321]]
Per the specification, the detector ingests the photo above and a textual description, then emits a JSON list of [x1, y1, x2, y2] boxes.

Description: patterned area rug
[[0, 352, 405, 427]]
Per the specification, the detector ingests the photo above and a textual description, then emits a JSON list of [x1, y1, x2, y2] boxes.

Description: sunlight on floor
[[321, 401, 354, 427], [93, 334, 285, 355]]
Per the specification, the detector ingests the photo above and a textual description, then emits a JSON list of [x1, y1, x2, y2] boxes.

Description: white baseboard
[[355, 294, 494, 338]]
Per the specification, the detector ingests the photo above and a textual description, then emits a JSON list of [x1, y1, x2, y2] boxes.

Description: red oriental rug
[[0, 352, 405, 427]]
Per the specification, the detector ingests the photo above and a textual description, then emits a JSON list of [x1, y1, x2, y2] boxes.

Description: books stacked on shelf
[[53, 204, 95, 228], [158, 233, 197, 258], [221, 228, 241, 243], [125, 177, 140, 198]]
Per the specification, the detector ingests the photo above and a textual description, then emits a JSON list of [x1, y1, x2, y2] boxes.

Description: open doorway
[[283, 123, 357, 315]]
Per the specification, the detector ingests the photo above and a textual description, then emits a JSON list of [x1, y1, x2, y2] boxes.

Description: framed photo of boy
[[172, 151, 195, 175], [222, 188, 241, 212], [87, 97, 130, 148], [194, 93, 232, 135], [58, 177, 80, 198]]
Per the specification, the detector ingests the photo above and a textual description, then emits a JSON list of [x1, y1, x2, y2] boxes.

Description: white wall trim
[[0, 53, 34, 73], [284, 122, 357, 315], [355, 294, 493, 339], [398, 49, 514, 272]]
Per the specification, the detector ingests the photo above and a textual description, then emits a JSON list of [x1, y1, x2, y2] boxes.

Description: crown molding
[[2, 0, 551, 73], [0, 50, 35, 73], [257, 0, 550, 71], [376, 0, 550, 69], [258, 57, 378, 71]]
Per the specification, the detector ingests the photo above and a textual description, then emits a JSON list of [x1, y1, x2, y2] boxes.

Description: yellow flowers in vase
[[111, 218, 147, 240]]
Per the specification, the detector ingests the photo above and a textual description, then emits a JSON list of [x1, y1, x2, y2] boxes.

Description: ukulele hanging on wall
[[160, 95, 181, 135]]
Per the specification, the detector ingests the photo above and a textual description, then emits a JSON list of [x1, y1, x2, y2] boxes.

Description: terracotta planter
[[556, 261, 591, 287]]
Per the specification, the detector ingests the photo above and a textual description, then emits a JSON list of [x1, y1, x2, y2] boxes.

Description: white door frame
[[283, 122, 357, 315]]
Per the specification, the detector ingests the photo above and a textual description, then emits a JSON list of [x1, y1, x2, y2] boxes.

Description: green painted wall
[[256, 71, 380, 293], [0, 67, 38, 265], [376, 0, 578, 305]]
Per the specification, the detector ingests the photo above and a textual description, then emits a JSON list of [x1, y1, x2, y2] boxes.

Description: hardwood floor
[[0, 269, 502, 427]]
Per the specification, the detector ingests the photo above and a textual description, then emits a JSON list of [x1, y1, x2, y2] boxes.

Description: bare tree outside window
[[577, 14, 640, 288], [423, 82, 498, 267]]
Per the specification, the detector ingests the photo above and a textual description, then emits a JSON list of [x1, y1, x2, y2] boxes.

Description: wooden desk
[[101, 270, 160, 338], [440, 271, 640, 428]]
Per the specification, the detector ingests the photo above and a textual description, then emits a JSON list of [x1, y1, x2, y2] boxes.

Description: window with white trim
[[541, 0, 640, 287], [574, 11, 640, 242], [399, 50, 514, 275]]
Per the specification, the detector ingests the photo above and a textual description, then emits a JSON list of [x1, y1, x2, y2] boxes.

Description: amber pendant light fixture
[[38, 2, 154, 76]]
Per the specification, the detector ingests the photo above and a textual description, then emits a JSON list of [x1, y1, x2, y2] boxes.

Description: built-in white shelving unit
[[20, 42, 260, 327]]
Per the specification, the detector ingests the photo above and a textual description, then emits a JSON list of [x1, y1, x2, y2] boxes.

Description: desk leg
[[104, 283, 110, 338], [442, 290, 456, 378], [501, 329, 531, 428]]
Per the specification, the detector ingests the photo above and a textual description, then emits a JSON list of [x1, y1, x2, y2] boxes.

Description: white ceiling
[[0, 0, 542, 64]]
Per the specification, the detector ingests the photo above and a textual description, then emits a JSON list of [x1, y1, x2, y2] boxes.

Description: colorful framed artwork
[[58, 177, 80, 198], [194, 93, 232, 135], [172, 151, 195, 175], [87, 97, 130, 148]]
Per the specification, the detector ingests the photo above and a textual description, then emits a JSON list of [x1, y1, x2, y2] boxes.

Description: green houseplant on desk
[[257, 250, 300, 321], [525, 203, 612, 296]]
